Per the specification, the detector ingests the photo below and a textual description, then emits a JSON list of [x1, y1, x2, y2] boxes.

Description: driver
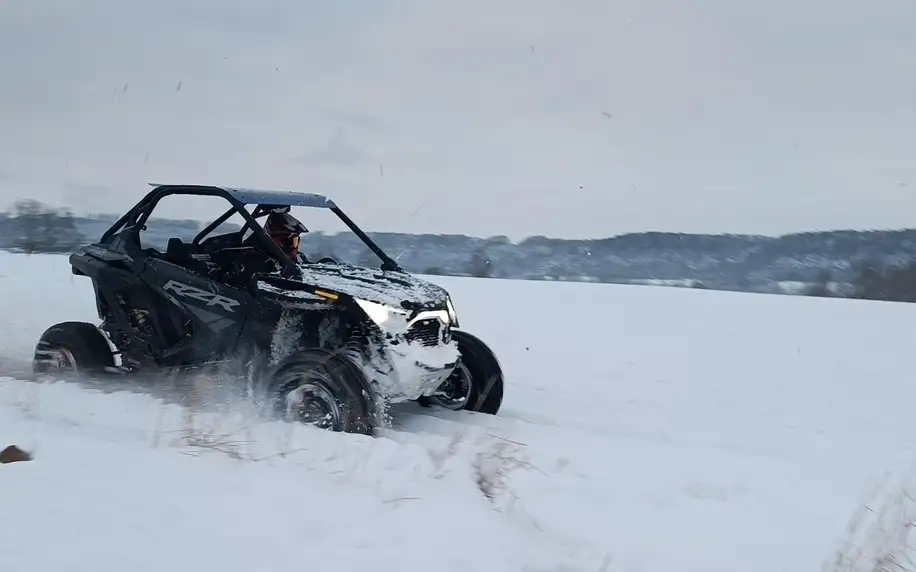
[[264, 207, 308, 263]]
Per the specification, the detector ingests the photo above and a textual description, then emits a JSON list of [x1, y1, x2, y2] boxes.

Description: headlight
[[354, 298, 408, 326], [446, 296, 459, 327]]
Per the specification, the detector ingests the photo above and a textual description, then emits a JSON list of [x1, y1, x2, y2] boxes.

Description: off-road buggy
[[32, 184, 504, 434]]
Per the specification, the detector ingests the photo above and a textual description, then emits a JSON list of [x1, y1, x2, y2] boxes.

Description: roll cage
[[100, 184, 402, 277]]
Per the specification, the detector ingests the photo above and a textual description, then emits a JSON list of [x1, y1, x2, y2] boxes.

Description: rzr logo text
[[163, 280, 240, 312]]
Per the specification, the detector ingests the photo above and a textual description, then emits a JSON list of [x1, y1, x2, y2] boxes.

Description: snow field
[[3, 251, 916, 571]]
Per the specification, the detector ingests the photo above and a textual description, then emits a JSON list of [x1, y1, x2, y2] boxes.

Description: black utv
[[32, 184, 504, 435]]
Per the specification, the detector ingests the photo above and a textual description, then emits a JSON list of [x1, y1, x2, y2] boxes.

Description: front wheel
[[427, 330, 504, 415], [266, 348, 375, 435]]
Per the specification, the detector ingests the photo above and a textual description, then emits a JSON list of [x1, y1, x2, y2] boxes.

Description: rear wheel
[[32, 321, 116, 379], [266, 348, 375, 435], [427, 330, 504, 415]]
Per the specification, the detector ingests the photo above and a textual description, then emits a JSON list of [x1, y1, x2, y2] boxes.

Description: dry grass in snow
[[826, 474, 916, 572]]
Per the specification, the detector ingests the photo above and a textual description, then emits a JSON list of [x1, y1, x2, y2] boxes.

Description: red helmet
[[264, 209, 307, 257]]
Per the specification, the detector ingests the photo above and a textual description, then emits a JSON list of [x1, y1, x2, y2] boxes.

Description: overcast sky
[[2, 0, 916, 239]]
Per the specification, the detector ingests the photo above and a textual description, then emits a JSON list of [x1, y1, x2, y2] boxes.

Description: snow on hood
[[268, 262, 450, 310]]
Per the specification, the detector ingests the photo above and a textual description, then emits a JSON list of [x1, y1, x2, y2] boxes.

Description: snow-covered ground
[[2, 251, 916, 572]]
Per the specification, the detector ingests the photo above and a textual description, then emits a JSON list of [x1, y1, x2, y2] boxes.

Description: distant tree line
[[3, 199, 86, 254], [806, 260, 916, 303], [4, 198, 916, 304]]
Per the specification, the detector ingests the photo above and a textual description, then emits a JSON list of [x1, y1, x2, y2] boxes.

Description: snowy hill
[[2, 251, 916, 571]]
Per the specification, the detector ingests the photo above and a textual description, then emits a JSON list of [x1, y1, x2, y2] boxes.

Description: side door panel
[[142, 258, 253, 358]]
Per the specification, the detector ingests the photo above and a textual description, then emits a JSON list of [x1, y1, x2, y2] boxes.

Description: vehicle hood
[[264, 262, 450, 311]]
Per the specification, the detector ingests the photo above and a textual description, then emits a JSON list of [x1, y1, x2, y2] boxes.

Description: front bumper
[[381, 336, 461, 402], [367, 308, 462, 402]]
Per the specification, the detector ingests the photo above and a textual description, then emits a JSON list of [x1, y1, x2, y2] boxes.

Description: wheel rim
[[40, 347, 79, 376], [280, 374, 343, 430], [428, 361, 473, 410]]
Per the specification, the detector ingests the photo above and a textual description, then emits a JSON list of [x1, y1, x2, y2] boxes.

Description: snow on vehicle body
[[32, 183, 504, 434], [253, 257, 464, 401]]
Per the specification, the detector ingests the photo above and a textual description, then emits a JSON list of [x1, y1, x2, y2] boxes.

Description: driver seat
[[166, 238, 211, 276]]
